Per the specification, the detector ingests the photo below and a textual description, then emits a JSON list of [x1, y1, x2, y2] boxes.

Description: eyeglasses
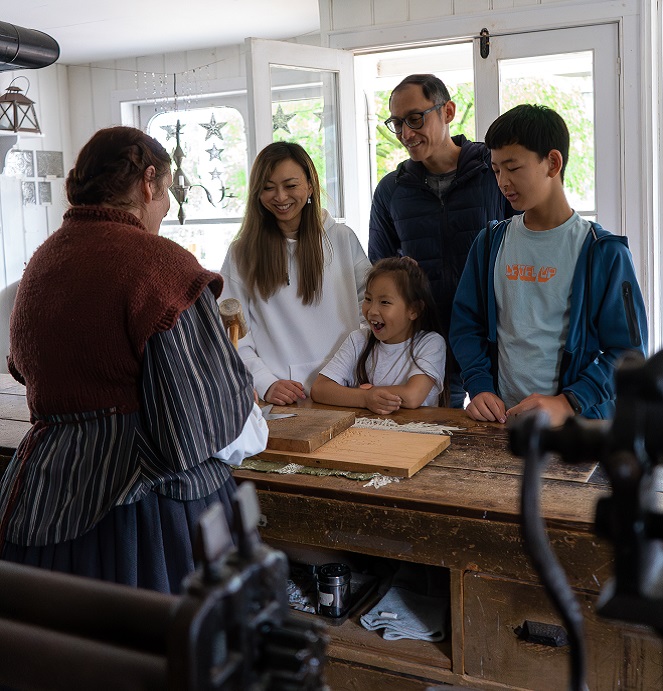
[[384, 102, 446, 134]]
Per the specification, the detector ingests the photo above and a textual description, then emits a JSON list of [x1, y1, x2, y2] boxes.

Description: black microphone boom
[[0, 21, 59, 71]]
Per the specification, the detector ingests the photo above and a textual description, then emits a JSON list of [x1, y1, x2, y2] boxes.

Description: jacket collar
[[394, 134, 490, 186]]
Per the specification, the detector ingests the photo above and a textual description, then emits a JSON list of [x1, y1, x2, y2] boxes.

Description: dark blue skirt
[[1, 475, 237, 595]]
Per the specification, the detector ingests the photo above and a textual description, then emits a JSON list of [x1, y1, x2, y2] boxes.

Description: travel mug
[[317, 562, 351, 618]]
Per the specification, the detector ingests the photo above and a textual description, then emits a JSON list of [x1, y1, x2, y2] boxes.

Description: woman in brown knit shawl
[[0, 126, 266, 593]]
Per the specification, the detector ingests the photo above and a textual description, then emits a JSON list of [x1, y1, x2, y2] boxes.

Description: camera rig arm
[[510, 351, 663, 691]]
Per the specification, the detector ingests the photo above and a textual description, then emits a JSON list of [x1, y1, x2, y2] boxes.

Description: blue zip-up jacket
[[369, 135, 512, 342], [449, 219, 648, 419]]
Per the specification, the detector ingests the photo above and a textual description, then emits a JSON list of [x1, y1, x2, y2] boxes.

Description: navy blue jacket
[[368, 135, 512, 342], [449, 219, 648, 419]]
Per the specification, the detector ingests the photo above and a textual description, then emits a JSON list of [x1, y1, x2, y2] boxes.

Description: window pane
[[147, 106, 248, 269], [356, 42, 474, 187], [498, 52, 595, 214], [158, 222, 241, 270], [269, 65, 343, 216]]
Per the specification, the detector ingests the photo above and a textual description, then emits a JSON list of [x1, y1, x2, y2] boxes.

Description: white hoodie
[[220, 210, 371, 398]]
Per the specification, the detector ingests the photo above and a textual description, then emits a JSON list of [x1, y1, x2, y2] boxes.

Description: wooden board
[[258, 427, 450, 477], [266, 407, 356, 453]]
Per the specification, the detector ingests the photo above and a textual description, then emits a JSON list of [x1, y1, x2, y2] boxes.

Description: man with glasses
[[369, 73, 513, 408]]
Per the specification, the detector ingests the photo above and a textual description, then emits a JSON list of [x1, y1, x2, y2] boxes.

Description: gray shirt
[[495, 212, 589, 408], [425, 170, 456, 201]]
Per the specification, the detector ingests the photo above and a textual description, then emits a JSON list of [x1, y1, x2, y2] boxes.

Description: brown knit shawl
[[9, 206, 223, 416]]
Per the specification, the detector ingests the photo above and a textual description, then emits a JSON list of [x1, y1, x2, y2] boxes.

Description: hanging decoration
[[200, 113, 226, 140], [198, 110, 235, 205], [136, 70, 236, 222], [169, 118, 215, 225], [272, 104, 296, 134], [160, 123, 180, 140], [205, 142, 224, 161]]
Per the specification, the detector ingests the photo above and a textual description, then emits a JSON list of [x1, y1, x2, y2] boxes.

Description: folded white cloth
[[213, 403, 268, 466], [360, 585, 448, 641]]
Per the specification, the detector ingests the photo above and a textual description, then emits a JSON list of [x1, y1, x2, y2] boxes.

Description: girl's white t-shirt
[[319, 328, 446, 407]]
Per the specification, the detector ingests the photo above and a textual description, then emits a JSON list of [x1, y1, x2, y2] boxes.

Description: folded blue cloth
[[360, 584, 448, 641]]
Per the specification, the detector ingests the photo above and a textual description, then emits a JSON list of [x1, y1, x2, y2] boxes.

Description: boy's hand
[[507, 393, 574, 428], [362, 385, 402, 415], [466, 392, 507, 423], [265, 379, 306, 405]]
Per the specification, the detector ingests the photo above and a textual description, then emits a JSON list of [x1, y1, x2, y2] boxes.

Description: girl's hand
[[265, 379, 306, 405], [363, 386, 402, 415]]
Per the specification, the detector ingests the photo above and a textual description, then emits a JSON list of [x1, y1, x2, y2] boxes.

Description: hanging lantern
[[0, 78, 41, 134]]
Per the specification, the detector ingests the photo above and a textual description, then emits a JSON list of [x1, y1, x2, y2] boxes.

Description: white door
[[474, 23, 620, 233], [245, 38, 359, 229]]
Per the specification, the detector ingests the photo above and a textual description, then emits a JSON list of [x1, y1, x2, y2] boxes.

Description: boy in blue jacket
[[449, 104, 647, 427]]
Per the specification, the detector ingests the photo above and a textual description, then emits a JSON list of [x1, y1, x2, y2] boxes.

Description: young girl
[[221, 142, 370, 405], [311, 257, 446, 415]]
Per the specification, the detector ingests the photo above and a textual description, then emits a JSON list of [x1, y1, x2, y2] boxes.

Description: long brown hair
[[356, 257, 449, 406], [66, 126, 171, 210], [233, 142, 328, 305]]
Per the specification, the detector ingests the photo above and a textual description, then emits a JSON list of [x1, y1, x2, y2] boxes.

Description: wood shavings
[[363, 474, 400, 489]]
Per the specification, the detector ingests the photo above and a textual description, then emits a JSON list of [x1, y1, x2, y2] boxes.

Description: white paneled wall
[[323, 0, 609, 31], [0, 63, 71, 372], [67, 37, 318, 155]]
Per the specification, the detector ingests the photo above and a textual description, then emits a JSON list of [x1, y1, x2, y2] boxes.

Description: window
[[144, 103, 248, 270], [268, 65, 343, 217], [498, 51, 596, 219]]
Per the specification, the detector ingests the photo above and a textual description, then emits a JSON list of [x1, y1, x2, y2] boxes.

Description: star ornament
[[206, 144, 225, 161], [272, 104, 296, 134], [209, 168, 223, 181], [160, 123, 182, 141], [200, 113, 227, 141]]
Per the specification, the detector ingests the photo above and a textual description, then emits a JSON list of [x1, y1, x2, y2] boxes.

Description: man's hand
[[265, 379, 306, 405], [507, 393, 574, 428], [466, 392, 507, 423]]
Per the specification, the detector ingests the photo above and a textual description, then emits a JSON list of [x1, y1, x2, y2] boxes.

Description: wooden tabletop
[[0, 373, 608, 531], [235, 399, 609, 532], [0, 373, 30, 455]]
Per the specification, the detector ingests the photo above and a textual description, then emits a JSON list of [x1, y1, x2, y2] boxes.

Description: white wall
[[0, 63, 71, 372]]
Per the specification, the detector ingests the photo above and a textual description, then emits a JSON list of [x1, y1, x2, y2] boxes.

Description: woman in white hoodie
[[221, 142, 370, 405]]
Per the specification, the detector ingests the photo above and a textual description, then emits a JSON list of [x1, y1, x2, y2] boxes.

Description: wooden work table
[[234, 399, 663, 691], [0, 375, 660, 689]]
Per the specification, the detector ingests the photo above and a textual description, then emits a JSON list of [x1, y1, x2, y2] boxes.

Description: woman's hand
[[265, 379, 306, 405]]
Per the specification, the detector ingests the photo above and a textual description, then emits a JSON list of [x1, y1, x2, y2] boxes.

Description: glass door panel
[[474, 23, 620, 232], [499, 51, 596, 217], [269, 65, 342, 216], [246, 38, 357, 226]]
